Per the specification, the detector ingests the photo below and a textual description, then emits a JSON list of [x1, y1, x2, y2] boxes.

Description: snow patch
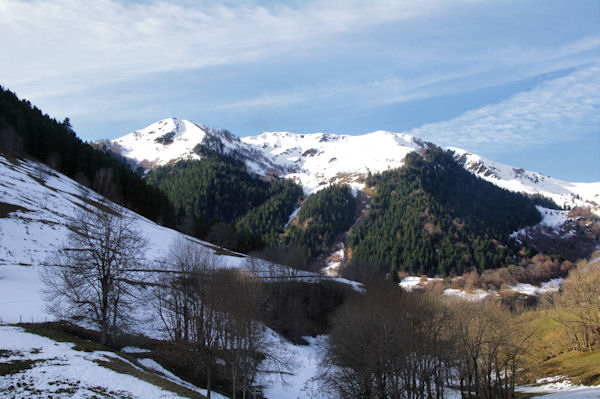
[[443, 288, 491, 302], [517, 375, 600, 397]]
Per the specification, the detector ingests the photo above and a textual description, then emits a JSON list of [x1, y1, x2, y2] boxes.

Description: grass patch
[[0, 359, 42, 376], [0, 349, 21, 358], [542, 350, 600, 386], [72, 193, 121, 217], [96, 357, 206, 399], [518, 309, 600, 386], [0, 202, 30, 218], [18, 321, 105, 352]]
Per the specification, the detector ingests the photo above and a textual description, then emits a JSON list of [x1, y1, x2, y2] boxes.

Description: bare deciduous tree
[[213, 268, 266, 399], [154, 238, 223, 398], [42, 206, 146, 346], [154, 239, 269, 399], [320, 284, 451, 399], [449, 299, 526, 399], [549, 257, 600, 352]]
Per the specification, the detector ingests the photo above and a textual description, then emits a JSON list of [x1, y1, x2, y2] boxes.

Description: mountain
[[101, 118, 289, 176], [108, 118, 599, 209], [348, 148, 541, 276]]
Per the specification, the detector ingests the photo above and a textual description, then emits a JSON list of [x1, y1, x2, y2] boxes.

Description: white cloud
[[407, 65, 600, 152], [0, 0, 445, 96]]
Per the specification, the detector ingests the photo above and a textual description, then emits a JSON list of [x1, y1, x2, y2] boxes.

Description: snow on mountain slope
[[112, 118, 205, 167], [107, 117, 288, 175], [242, 130, 429, 194], [451, 148, 600, 210], [0, 155, 362, 398], [107, 119, 599, 203], [0, 155, 246, 324]]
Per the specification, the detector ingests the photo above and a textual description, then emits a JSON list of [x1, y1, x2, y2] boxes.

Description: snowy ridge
[[108, 117, 288, 175], [242, 130, 429, 194], [107, 119, 599, 202], [451, 147, 600, 210]]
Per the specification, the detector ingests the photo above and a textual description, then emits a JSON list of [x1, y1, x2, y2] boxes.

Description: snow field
[[0, 326, 194, 398]]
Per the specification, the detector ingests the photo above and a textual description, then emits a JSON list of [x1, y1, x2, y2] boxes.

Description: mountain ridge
[[106, 117, 599, 211]]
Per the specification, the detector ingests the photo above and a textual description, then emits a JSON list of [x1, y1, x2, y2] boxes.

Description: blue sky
[[1, 0, 599, 181]]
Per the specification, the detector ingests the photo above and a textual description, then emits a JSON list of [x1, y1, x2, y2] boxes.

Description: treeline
[[320, 282, 527, 399], [349, 147, 541, 277], [284, 184, 356, 258], [153, 239, 353, 398], [0, 86, 177, 226], [146, 147, 303, 252], [530, 193, 562, 210]]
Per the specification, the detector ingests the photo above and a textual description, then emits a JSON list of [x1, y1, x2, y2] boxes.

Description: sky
[[1, 0, 599, 182]]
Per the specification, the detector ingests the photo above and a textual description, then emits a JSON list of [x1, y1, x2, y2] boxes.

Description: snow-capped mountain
[[104, 118, 290, 176], [107, 118, 599, 208]]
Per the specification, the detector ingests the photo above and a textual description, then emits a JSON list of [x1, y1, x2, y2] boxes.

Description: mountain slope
[[452, 148, 600, 212], [108, 118, 599, 208], [348, 148, 541, 276]]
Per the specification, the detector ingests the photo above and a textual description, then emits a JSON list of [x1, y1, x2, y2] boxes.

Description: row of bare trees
[[320, 283, 529, 399], [153, 239, 268, 399], [42, 198, 275, 398]]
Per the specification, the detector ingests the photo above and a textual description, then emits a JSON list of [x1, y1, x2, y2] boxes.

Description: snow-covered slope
[[451, 148, 600, 211], [108, 119, 599, 203], [0, 154, 357, 325], [0, 154, 246, 324], [106, 117, 288, 175], [242, 130, 429, 194], [0, 325, 229, 398], [0, 154, 359, 398]]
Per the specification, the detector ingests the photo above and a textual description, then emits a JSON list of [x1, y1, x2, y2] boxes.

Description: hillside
[[0, 153, 362, 398], [0, 86, 178, 227], [144, 147, 304, 251], [348, 148, 541, 277], [103, 117, 600, 273]]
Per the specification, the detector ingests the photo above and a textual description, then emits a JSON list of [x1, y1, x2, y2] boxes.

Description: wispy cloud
[[0, 0, 445, 96], [407, 65, 600, 152]]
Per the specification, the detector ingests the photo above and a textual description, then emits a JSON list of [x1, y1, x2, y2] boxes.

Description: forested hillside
[[349, 148, 541, 277], [146, 147, 303, 251], [0, 86, 177, 226], [284, 184, 357, 258]]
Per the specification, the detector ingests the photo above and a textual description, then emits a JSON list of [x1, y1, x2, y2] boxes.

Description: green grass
[[19, 321, 105, 352], [518, 309, 600, 386], [542, 350, 600, 386]]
